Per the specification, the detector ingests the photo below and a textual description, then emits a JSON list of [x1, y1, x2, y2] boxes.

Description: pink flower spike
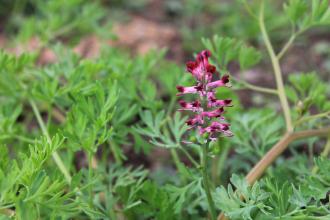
[[206, 75, 230, 89], [177, 50, 233, 141]]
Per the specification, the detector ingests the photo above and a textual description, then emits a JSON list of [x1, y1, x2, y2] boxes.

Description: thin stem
[[0, 134, 36, 144], [216, 145, 230, 185], [294, 111, 330, 126], [242, 0, 257, 20], [170, 148, 187, 181], [29, 99, 72, 183], [259, 2, 293, 132], [277, 27, 307, 60], [217, 127, 330, 220], [88, 153, 93, 205], [232, 76, 278, 95], [202, 142, 217, 220], [277, 34, 296, 60], [312, 135, 330, 174], [180, 147, 199, 168]]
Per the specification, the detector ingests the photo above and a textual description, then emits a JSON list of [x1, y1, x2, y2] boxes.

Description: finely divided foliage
[[0, 0, 330, 220]]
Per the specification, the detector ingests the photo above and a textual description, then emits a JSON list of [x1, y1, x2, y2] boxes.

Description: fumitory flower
[[177, 50, 233, 140]]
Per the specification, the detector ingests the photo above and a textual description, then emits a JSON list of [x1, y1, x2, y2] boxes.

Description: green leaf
[[239, 46, 262, 70], [284, 0, 308, 24]]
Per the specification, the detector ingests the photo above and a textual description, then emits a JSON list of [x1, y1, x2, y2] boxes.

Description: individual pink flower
[[177, 50, 233, 141], [178, 100, 202, 112], [206, 75, 230, 89]]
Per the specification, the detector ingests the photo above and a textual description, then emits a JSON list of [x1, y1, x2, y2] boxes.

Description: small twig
[[277, 34, 296, 60], [259, 2, 293, 132], [294, 111, 330, 126], [232, 76, 278, 95]]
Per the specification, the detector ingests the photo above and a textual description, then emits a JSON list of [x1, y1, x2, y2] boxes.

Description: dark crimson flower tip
[[192, 100, 201, 107], [179, 100, 187, 107], [224, 99, 232, 105], [176, 86, 184, 92], [194, 84, 203, 91], [201, 50, 211, 58], [222, 75, 230, 84], [186, 61, 197, 72], [186, 119, 193, 126], [206, 65, 216, 73], [222, 124, 230, 131]]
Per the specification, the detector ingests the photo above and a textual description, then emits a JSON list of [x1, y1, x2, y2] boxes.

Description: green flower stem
[[29, 99, 72, 184], [259, 2, 293, 132], [214, 145, 230, 185], [88, 152, 94, 205], [202, 142, 216, 220]]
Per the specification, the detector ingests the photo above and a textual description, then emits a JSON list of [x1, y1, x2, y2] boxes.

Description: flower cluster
[[177, 50, 233, 141]]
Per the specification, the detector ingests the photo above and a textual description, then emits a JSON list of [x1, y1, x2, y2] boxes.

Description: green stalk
[[29, 99, 72, 183], [216, 145, 230, 185], [202, 142, 216, 220], [259, 2, 293, 132], [88, 152, 93, 205], [170, 148, 187, 181]]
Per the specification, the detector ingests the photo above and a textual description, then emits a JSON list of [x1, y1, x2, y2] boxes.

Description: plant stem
[[231, 75, 278, 95], [294, 111, 330, 126], [88, 152, 93, 205], [277, 34, 296, 60], [170, 148, 187, 181], [259, 2, 293, 132], [202, 142, 216, 220], [217, 127, 330, 220], [180, 147, 199, 168], [29, 99, 72, 184], [216, 145, 230, 185], [0, 134, 36, 144]]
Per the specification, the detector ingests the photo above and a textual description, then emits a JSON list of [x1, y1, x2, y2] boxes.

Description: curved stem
[[217, 127, 330, 220], [202, 143, 217, 220], [232, 76, 278, 95], [259, 2, 293, 132], [246, 127, 330, 184], [29, 99, 72, 184], [277, 34, 296, 60]]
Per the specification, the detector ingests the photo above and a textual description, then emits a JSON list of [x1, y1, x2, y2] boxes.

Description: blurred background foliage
[[0, 0, 330, 219]]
